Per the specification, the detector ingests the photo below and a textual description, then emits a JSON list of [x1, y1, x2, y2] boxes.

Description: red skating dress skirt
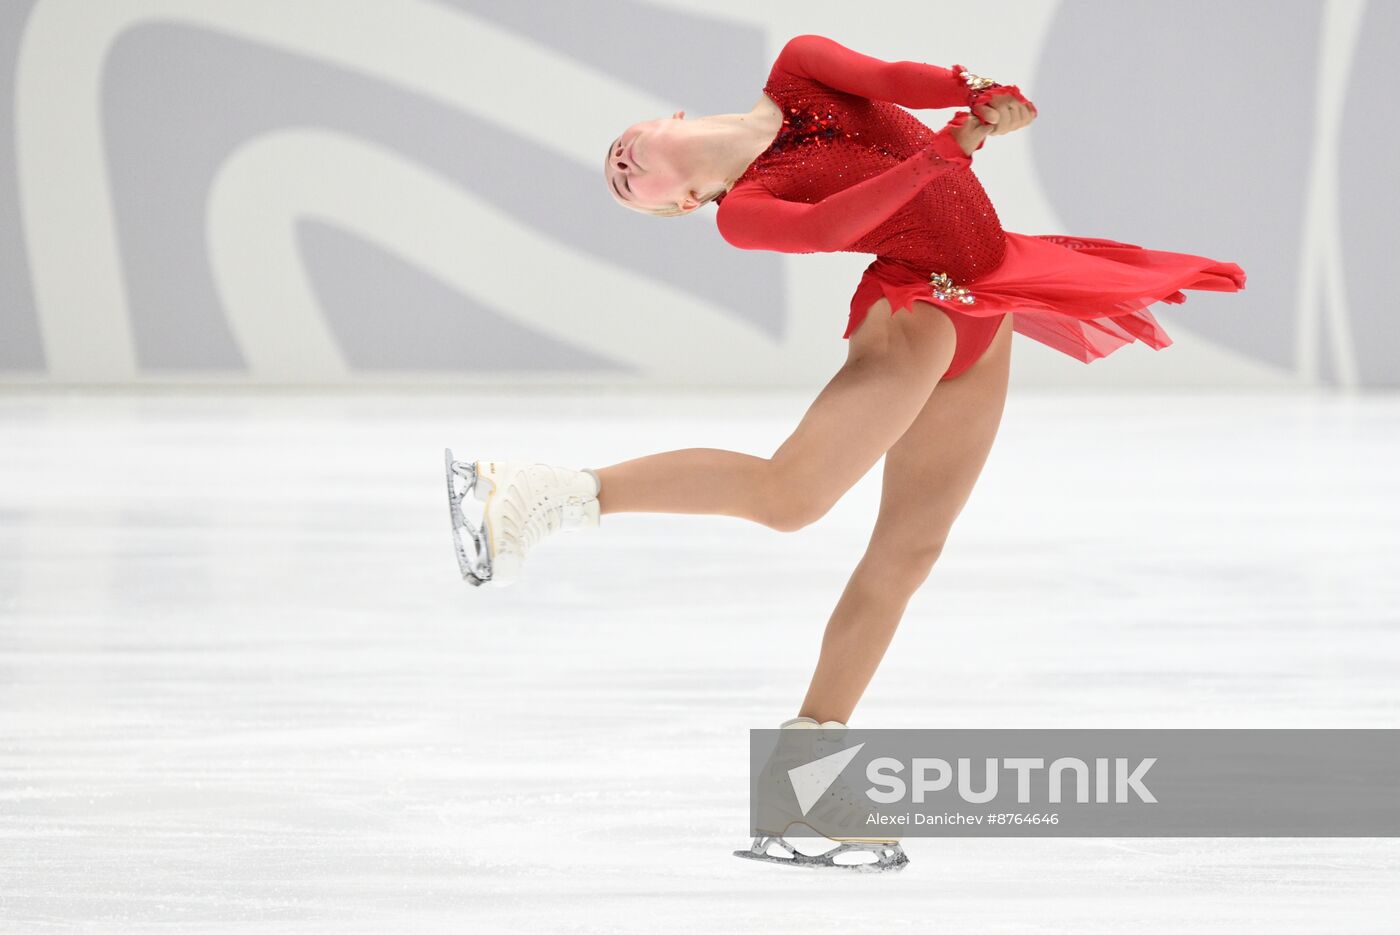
[[846, 233, 1247, 381]]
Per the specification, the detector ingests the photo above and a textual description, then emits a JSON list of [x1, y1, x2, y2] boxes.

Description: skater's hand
[[948, 112, 995, 156], [971, 92, 1037, 137], [947, 91, 1036, 157]]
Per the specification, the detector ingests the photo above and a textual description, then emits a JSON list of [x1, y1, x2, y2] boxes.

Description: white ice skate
[[444, 450, 601, 587], [734, 717, 909, 873]]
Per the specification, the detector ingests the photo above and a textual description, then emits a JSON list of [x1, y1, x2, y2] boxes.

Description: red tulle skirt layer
[[846, 231, 1248, 373]]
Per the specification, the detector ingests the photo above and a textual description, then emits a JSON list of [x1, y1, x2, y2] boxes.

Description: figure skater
[[444, 33, 1246, 871]]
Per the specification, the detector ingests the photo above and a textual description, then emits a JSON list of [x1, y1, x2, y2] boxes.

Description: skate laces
[[518, 501, 563, 552], [498, 466, 577, 555]]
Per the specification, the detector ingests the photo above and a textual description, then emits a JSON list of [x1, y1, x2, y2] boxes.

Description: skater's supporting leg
[[593, 298, 957, 527], [798, 311, 1014, 724]]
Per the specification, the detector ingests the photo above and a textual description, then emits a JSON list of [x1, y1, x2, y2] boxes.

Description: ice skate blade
[[733, 835, 908, 873], [444, 448, 492, 586]]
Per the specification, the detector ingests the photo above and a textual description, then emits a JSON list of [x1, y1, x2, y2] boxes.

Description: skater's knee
[[863, 539, 947, 591], [755, 468, 836, 532], [759, 495, 833, 533]]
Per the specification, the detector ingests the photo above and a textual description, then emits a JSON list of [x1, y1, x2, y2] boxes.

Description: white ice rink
[[3, 389, 1399, 933]]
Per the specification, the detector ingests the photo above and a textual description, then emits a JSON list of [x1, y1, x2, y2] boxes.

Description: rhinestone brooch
[[930, 271, 976, 304], [959, 69, 998, 92]]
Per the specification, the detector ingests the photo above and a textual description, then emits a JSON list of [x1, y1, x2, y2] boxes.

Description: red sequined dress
[[713, 35, 1247, 381]]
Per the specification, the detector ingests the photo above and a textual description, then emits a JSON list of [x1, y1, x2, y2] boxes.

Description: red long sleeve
[[774, 34, 1036, 115], [716, 128, 971, 254]]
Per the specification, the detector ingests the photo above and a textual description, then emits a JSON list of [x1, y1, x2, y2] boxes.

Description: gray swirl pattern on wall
[[0, 1, 1393, 385]]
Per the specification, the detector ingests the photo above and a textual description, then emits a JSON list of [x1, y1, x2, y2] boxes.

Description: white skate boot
[[734, 716, 908, 872], [444, 450, 601, 587]]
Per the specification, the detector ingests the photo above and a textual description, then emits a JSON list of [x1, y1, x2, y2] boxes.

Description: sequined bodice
[[717, 56, 1009, 281]]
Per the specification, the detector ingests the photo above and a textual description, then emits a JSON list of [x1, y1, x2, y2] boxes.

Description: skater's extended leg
[[594, 297, 957, 527], [798, 311, 1014, 723]]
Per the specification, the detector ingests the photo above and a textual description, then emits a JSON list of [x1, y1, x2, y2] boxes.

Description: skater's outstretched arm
[[775, 34, 1037, 115]]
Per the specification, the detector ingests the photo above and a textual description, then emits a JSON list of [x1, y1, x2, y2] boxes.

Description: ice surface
[[2, 389, 1398, 932]]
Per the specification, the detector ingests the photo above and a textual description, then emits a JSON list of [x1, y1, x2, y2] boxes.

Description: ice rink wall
[[1, 0, 1394, 389]]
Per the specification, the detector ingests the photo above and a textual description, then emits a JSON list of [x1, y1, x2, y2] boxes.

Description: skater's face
[[605, 112, 702, 214]]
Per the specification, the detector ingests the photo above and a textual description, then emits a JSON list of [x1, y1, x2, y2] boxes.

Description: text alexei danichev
[[867, 812, 1062, 825], [868, 813, 985, 825]]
